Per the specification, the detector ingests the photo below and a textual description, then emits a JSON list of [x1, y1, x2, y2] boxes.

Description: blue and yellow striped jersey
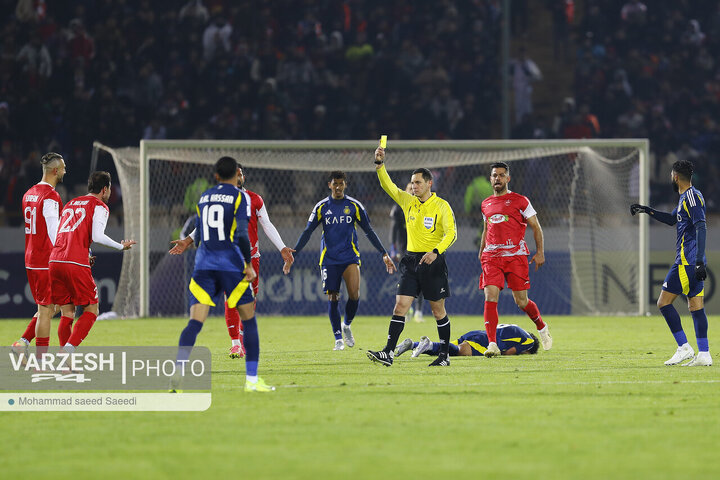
[[674, 186, 706, 265], [454, 324, 536, 355], [294, 195, 386, 266], [194, 183, 251, 272]]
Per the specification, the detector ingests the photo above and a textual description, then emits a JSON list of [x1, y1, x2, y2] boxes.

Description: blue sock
[[691, 309, 709, 352], [430, 342, 442, 355], [329, 300, 342, 340], [344, 298, 359, 325], [659, 305, 687, 346], [448, 343, 460, 356], [242, 316, 259, 377], [177, 319, 203, 363]]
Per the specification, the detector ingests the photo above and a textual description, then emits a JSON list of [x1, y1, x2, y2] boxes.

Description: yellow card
[[380, 135, 387, 148]]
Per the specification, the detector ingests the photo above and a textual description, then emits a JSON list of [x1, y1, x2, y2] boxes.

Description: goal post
[[94, 139, 650, 318]]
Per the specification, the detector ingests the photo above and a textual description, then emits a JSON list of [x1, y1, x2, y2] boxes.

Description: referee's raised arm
[[375, 146, 410, 207]]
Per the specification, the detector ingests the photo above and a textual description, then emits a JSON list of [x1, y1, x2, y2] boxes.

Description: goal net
[[93, 140, 649, 318]]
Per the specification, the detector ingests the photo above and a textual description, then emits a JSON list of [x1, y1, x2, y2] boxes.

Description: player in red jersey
[[11, 153, 74, 356], [49, 171, 135, 352], [478, 162, 552, 357], [170, 163, 294, 357]]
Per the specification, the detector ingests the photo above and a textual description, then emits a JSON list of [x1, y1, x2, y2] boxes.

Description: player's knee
[[514, 297, 528, 309], [430, 306, 446, 319], [458, 342, 472, 356], [656, 297, 670, 309], [393, 302, 412, 316], [328, 292, 340, 302]]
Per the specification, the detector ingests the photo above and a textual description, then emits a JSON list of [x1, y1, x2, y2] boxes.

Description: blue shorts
[[321, 263, 357, 294], [662, 264, 704, 298], [189, 269, 254, 308]]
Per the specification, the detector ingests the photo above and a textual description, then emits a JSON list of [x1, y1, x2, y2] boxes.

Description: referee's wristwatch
[[432, 248, 440, 255]]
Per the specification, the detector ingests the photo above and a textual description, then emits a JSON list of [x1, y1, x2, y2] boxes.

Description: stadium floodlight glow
[[93, 139, 649, 318]]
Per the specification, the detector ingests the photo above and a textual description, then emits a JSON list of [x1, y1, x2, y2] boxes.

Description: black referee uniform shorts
[[397, 252, 450, 302]]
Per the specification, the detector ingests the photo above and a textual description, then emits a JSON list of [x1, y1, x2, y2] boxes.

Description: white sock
[[246, 375, 258, 383], [231, 339, 241, 347]]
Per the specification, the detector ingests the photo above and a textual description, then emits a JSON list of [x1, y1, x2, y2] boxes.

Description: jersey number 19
[[202, 204, 225, 241]]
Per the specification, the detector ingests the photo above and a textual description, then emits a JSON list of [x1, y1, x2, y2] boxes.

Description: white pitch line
[[277, 378, 720, 389]]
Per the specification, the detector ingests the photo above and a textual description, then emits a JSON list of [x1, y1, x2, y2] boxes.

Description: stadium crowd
[[554, 0, 720, 211], [0, 0, 719, 227]]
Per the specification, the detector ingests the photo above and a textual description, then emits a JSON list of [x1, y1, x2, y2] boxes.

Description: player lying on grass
[[395, 323, 539, 358]]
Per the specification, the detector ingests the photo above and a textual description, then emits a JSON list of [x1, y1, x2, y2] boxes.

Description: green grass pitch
[[1, 314, 719, 479]]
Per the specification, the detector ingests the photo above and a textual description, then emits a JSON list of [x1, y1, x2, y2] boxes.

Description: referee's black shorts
[[397, 251, 450, 302]]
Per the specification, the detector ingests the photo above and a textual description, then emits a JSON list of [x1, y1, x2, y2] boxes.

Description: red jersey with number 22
[[50, 195, 107, 267], [481, 191, 536, 257]]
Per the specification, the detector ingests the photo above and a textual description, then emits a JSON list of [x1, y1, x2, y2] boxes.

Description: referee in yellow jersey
[[367, 146, 457, 367]]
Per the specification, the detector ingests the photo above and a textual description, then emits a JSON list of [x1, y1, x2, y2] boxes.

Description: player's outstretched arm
[[527, 215, 545, 270], [169, 236, 194, 255], [630, 204, 677, 226], [281, 247, 295, 264], [257, 203, 295, 264], [120, 239, 136, 250]]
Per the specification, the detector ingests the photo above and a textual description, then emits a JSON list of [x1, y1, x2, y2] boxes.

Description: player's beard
[[672, 179, 679, 193]]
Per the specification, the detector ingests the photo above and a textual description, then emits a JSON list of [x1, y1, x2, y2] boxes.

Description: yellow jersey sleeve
[[377, 164, 413, 209], [435, 199, 457, 254]]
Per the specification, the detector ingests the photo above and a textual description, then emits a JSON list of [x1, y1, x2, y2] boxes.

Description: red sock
[[66, 312, 97, 347], [523, 300, 546, 330], [58, 316, 74, 346], [484, 301, 499, 343], [225, 301, 241, 341], [21, 315, 38, 342], [36, 336, 49, 357]]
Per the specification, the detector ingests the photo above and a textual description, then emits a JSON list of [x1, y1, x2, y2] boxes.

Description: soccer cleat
[[411, 336, 432, 358], [395, 338, 414, 357], [664, 343, 695, 365], [413, 310, 424, 323], [429, 353, 450, 366], [342, 323, 355, 348], [11, 340, 28, 358], [168, 371, 183, 393], [229, 344, 245, 359], [538, 325, 553, 350], [484, 342, 501, 357], [245, 377, 276, 392], [366, 349, 393, 366], [682, 351, 712, 367], [333, 339, 345, 350]]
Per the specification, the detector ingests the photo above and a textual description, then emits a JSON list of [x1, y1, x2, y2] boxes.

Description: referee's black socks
[[436, 315, 451, 355], [384, 315, 406, 352]]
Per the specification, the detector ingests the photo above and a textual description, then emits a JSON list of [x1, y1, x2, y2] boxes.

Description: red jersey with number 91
[[23, 183, 62, 269], [481, 191, 537, 257], [50, 195, 107, 267]]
